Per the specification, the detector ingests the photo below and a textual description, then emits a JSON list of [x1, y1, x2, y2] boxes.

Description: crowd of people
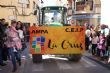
[[0, 18, 110, 72], [0, 18, 27, 72], [85, 25, 110, 63]]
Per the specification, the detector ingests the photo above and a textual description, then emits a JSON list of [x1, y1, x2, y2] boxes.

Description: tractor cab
[[39, 6, 67, 26]]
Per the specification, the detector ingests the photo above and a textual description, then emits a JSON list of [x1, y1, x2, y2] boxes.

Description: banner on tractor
[[29, 26, 85, 54]]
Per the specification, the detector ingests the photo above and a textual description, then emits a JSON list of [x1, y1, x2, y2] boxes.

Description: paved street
[[0, 43, 110, 73], [23, 56, 110, 73], [0, 54, 110, 73]]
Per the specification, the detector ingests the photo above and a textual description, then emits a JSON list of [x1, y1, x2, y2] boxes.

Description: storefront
[[72, 14, 101, 26]]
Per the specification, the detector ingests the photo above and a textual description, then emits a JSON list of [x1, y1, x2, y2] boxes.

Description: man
[[0, 19, 6, 66], [85, 26, 91, 50], [104, 25, 109, 37]]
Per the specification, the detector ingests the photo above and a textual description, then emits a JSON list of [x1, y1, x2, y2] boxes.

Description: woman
[[16, 21, 24, 39], [5, 20, 22, 72], [16, 21, 27, 51], [91, 33, 99, 56], [16, 21, 22, 30], [97, 33, 106, 60], [106, 31, 110, 61]]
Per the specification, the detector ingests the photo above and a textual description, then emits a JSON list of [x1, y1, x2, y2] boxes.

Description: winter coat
[[0, 23, 7, 48], [106, 35, 110, 46], [97, 35, 106, 50], [5, 26, 22, 49]]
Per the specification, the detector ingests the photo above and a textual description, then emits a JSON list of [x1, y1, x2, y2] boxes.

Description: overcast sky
[[101, 0, 110, 26]]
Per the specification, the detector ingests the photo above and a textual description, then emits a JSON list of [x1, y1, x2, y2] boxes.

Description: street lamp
[[41, 0, 44, 3], [38, 0, 44, 25], [41, 0, 44, 7]]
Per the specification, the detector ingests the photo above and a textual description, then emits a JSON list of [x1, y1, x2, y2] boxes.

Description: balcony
[[74, 1, 94, 14], [67, 9, 73, 16], [76, 4, 85, 11], [75, 4, 93, 14]]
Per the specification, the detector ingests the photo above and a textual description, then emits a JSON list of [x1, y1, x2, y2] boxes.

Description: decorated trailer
[[30, 6, 85, 63]]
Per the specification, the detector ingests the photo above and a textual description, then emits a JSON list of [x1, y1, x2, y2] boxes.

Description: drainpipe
[[74, 0, 76, 25]]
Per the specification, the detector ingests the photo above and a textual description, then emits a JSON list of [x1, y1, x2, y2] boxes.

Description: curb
[[85, 56, 110, 69]]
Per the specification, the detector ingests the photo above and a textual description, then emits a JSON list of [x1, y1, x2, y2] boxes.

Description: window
[[33, 1, 36, 9], [18, 0, 30, 4], [27, 4, 30, 8], [44, 10, 62, 24], [90, 0, 93, 10], [18, 0, 30, 8]]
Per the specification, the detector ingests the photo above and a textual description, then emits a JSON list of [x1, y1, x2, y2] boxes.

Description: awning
[[72, 14, 101, 19]]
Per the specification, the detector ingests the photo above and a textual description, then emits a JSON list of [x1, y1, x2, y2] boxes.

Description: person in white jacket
[[91, 32, 99, 55], [16, 21, 27, 51], [18, 29, 24, 39], [16, 21, 24, 40]]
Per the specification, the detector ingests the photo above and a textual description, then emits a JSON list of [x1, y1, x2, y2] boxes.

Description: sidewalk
[[0, 57, 26, 73], [0, 43, 29, 73], [84, 51, 110, 69]]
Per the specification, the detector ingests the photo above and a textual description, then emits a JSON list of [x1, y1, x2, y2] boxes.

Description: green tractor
[[32, 6, 83, 63]]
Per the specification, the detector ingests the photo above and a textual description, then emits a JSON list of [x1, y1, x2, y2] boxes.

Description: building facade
[[67, 0, 101, 26], [0, 0, 39, 26]]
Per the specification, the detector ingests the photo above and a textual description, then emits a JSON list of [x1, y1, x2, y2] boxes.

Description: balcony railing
[[75, 4, 94, 14], [76, 5, 85, 11]]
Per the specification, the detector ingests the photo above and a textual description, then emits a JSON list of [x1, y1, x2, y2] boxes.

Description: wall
[[0, 0, 39, 26]]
